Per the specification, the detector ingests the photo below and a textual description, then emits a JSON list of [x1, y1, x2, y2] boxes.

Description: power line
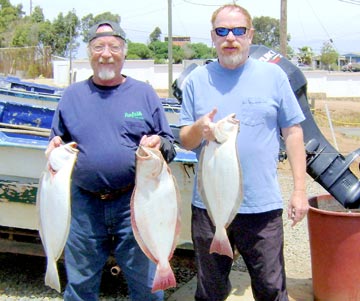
[[180, 0, 227, 7], [339, 0, 360, 5], [180, 0, 240, 6]]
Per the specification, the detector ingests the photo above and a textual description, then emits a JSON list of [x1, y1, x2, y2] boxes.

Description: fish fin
[[171, 174, 182, 252], [209, 227, 233, 259], [130, 187, 158, 263], [45, 258, 61, 292], [197, 147, 216, 224], [151, 261, 177, 293]]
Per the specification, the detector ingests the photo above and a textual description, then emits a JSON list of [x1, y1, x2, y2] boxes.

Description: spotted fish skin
[[37, 142, 78, 292], [131, 145, 181, 292], [198, 114, 243, 259]]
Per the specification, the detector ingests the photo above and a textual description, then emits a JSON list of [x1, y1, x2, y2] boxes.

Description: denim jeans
[[63, 184, 164, 301]]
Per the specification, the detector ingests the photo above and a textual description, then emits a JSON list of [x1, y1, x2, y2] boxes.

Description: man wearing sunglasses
[[179, 4, 308, 301]]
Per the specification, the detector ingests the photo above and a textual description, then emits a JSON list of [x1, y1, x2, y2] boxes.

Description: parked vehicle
[[342, 63, 360, 72]]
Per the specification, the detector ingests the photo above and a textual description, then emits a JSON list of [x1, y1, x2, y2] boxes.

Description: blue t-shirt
[[180, 58, 305, 213], [51, 76, 174, 193]]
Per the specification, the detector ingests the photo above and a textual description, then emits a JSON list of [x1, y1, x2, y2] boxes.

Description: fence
[[0, 46, 52, 78]]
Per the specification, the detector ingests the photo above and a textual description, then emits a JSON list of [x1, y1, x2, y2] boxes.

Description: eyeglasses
[[90, 44, 123, 54], [214, 27, 248, 37]]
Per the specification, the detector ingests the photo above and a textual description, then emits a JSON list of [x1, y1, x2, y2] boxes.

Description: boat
[[0, 100, 195, 256], [0, 76, 181, 123], [0, 76, 64, 109]]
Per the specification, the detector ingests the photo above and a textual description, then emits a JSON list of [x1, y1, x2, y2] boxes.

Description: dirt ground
[[313, 99, 360, 156]]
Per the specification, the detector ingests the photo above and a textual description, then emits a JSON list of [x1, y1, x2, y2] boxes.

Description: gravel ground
[[0, 167, 328, 301]]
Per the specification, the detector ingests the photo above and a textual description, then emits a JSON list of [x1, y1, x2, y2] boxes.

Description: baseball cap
[[88, 20, 126, 42]]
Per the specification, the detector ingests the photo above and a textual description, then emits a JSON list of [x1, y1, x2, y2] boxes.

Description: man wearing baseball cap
[[46, 20, 175, 301]]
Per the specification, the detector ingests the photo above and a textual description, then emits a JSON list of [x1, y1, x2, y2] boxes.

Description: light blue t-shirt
[[180, 58, 305, 214]]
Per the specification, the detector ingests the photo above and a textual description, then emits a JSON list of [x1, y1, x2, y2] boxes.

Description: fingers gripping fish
[[198, 114, 243, 259]]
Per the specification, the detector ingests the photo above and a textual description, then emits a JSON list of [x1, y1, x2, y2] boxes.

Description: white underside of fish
[[36, 142, 78, 292], [198, 114, 243, 259], [131, 146, 181, 292]]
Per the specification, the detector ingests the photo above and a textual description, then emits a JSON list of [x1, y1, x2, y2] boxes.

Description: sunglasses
[[214, 27, 248, 37]]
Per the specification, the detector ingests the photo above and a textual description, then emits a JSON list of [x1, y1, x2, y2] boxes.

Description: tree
[[148, 40, 169, 63], [298, 46, 313, 65], [81, 12, 121, 43], [182, 43, 214, 59], [172, 45, 184, 63], [252, 16, 290, 51], [149, 27, 162, 43], [0, 0, 24, 46], [320, 41, 338, 71], [31, 6, 44, 23], [127, 42, 152, 59], [51, 11, 80, 57]]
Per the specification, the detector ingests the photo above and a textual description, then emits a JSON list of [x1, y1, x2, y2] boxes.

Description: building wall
[[53, 59, 184, 91], [303, 71, 360, 98], [53, 60, 360, 98]]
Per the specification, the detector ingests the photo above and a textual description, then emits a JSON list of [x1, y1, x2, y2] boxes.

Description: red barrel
[[308, 194, 360, 301]]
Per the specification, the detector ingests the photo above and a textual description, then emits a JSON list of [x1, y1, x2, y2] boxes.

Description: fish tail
[[151, 261, 177, 292], [210, 227, 234, 259], [45, 259, 61, 293]]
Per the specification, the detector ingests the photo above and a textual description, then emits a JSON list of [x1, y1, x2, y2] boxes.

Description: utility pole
[[69, 9, 75, 85], [69, 24, 73, 85], [168, 0, 173, 97], [280, 0, 287, 57]]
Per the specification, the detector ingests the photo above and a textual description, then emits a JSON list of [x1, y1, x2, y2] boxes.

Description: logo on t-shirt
[[124, 111, 143, 119]]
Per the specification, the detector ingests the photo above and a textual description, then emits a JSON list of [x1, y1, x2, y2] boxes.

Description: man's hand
[[201, 108, 218, 142], [45, 136, 63, 158], [288, 190, 309, 227], [140, 135, 161, 149], [45, 136, 63, 176]]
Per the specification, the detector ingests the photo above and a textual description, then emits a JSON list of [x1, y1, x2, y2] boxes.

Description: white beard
[[97, 57, 116, 80], [221, 52, 244, 68], [98, 69, 116, 80]]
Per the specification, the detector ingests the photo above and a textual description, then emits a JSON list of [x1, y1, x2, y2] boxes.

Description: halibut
[[37, 142, 78, 292], [198, 114, 243, 259], [131, 145, 181, 292]]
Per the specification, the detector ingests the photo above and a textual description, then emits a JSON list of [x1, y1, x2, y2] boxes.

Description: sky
[[9, 0, 360, 58]]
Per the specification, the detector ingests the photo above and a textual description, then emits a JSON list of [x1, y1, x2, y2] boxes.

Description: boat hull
[[0, 100, 194, 249]]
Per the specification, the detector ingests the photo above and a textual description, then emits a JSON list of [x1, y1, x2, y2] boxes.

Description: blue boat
[[0, 76, 181, 124], [0, 76, 63, 109], [0, 100, 195, 255]]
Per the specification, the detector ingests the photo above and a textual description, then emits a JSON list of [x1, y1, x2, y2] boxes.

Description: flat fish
[[131, 145, 181, 292], [36, 142, 78, 292], [198, 114, 243, 259]]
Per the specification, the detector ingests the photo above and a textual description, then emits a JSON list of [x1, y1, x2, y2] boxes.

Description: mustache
[[98, 57, 115, 64], [221, 41, 241, 49]]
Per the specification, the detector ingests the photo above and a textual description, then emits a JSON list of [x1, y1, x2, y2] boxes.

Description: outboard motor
[[172, 45, 360, 209]]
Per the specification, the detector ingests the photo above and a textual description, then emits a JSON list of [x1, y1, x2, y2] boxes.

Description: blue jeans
[[63, 184, 164, 301]]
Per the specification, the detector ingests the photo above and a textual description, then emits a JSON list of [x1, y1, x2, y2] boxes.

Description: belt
[[90, 184, 134, 201]]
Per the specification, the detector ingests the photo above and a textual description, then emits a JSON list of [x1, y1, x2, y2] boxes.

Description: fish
[[131, 145, 181, 292], [198, 113, 243, 259], [36, 141, 78, 292]]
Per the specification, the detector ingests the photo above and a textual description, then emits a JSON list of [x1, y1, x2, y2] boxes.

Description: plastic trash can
[[308, 194, 360, 301]]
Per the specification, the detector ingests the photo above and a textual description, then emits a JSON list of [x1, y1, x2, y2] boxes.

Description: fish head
[[214, 113, 240, 143], [136, 145, 164, 178]]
